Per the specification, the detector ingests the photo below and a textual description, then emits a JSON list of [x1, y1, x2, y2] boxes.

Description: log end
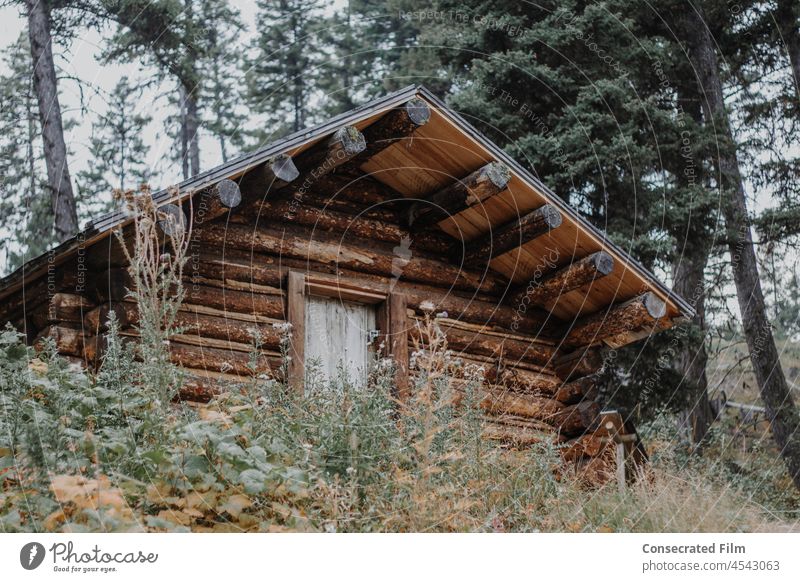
[[215, 179, 242, 209], [539, 204, 562, 229], [591, 251, 615, 276], [484, 162, 512, 190], [332, 125, 367, 155], [405, 97, 431, 126], [157, 204, 187, 237], [270, 153, 300, 184], [642, 291, 667, 319]]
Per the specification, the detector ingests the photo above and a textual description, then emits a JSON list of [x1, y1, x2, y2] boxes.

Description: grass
[[0, 317, 797, 532]]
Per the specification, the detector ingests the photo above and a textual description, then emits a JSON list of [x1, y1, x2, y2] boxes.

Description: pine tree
[[104, 0, 220, 178], [245, 0, 326, 140], [0, 33, 55, 272], [25, 0, 80, 240], [676, 1, 800, 488], [76, 76, 151, 218], [197, 0, 246, 162]]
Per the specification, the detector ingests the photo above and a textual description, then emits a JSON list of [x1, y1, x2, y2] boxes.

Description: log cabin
[[0, 86, 692, 484]]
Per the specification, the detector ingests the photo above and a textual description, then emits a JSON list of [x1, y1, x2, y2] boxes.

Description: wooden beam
[[35, 325, 84, 357], [549, 400, 601, 435], [456, 204, 562, 264], [286, 271, 306, 395], [553, 346, 605, 381], [406, 162, 511, 230], [30, 293, 95, 329], [192, 178, 242, 224], [562, 292, 667, 348], [348, 97, 430, 166], [290, 125, 366, 185], [409, 321, 556, 367], [388, 292, 409, 401], [197, 222, 512, 295], [239, 153, 300, 195], [554, 373, 600, 404], [507, 251, 614, 308]]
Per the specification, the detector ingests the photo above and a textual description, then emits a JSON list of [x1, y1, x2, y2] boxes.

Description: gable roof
[[0, 85, 693, 326]]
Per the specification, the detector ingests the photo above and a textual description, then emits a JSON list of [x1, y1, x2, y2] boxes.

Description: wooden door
[[304, 295, 377, 388]]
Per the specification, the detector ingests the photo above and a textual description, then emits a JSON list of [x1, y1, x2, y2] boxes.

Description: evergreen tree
[[76, 76, 151, 218], [0, 33, 56, 272], [245, 0, 326, 140], [198, 0, 246, 162], [105, 0, 209, 178]]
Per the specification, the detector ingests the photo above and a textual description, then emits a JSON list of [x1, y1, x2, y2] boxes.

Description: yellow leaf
[[44, 509, 67, 531]]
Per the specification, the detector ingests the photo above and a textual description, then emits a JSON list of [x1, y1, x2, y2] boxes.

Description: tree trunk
[[179, 85, 189, 180], [680, 6, 800, 487], [673, 71, 713, 445], [673, 249, 712, 443], [185, 86, 201, 177], [26, 0, 78, 241]]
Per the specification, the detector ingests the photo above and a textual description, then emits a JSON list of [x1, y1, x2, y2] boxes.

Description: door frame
[[286, 270, 408, 399]]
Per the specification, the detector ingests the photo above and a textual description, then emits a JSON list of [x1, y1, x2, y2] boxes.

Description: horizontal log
[[304, 172, 405, 208], [233, 195, 453, 254], [191, 178, 242, 224], [554, 374, 600, 405], [458, 204, 562, 264], [85, 301, 284, 348], [35, 325, 84, 357], [348, 97, 430, 166], [409, 322, 555, 367], [548, 400, 601, 435], [562, 292, 667, 348], [95, 269, 285, 319], [191, 254, 554, 332], [30, 293, 95, 328], [496, 366, 561, 395], [84, 333, 280, 376], [290, 125, 366, 187], [482, 422, 554, 447], [407, 162, 511, 229], [478, 388, 565, 420], [237, 189, 400, 226], [168, 341, 275, 376], [507, 251, 615, 308], [0, 267, 81, 325], [553, 346, 605, 381], [196, 222, 511, 295]]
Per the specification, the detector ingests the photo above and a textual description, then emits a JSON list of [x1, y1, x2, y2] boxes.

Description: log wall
[[3, 178, 620, 482]]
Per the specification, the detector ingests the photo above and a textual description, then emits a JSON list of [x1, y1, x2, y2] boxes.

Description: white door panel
[[304, 296, 376, 388]]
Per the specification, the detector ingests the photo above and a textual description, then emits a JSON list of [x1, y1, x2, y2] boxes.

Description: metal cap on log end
[[590, 251, 615, 276], [642, 291, 667, 319], [157, 203, 187, 237], [330, 125, 367, 156], [405, 96, 431, 126]]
